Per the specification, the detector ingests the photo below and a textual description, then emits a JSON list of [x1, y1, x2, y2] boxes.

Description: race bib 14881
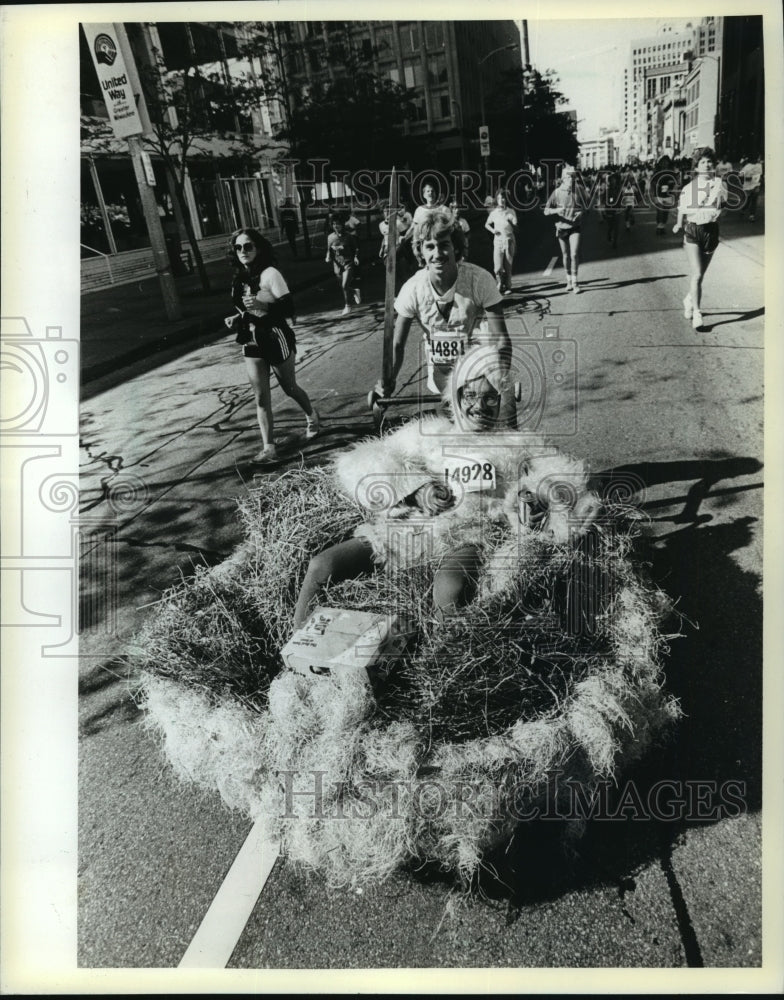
[[428, 331, 466, 365]]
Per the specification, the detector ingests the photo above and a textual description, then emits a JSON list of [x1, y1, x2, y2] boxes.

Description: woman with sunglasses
[[226, 228, 319, 464], [293, 346, 601, 630]]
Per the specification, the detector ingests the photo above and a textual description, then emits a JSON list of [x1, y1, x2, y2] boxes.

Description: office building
[[621, 17, 721, 160]]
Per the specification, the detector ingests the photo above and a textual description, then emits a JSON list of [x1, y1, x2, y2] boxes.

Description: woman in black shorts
[[226, 228, 319, 463], [543, 164, 584, 293], [673, 148, 727, 331]]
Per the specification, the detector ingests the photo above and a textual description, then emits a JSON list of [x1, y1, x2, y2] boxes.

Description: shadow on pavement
[[701, 306, 764, 332], [458, 456, 763, 916]]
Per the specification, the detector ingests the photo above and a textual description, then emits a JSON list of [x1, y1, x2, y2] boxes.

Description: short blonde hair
[[412, 208, 466, 261]]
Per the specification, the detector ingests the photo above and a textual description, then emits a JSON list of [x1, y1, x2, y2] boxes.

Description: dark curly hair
[[227, 228, 277, 273], [692, 146, 717, 168], [412, 208, 466, 262]]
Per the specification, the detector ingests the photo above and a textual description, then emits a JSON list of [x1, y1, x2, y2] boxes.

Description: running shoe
[[692, 309, 703, 331], [572, 281, 581, 294], [683, 294, 693, 319], [353, 287, 362, 304], [564, 275, 573, 291], [304, 409, 320, 440], [253, 443, 278, 464], [342, 304, 351, 316]]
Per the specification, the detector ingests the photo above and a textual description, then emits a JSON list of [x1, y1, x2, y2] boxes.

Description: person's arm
[[325, 234, 332, 264], [673, 188, 687, 232], [542, 192, 557, 216], [374, 313, 413, 397], [389, 314, 413, 388], [484, 210, 496, 235]]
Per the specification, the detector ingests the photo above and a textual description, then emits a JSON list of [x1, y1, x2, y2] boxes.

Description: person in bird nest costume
[[293, 345, 602, 630], [138, 344, 680, 887]]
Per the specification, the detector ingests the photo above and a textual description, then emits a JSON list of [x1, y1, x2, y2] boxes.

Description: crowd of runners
[[226, 148, 762, 463]]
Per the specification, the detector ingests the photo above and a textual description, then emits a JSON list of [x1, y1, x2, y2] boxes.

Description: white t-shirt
[[486, 206, 517, 239], [677, 177, 727, 224], [252, 267, 290, 312], [412, 203, 438, 227], [394, 262, 502, 351]]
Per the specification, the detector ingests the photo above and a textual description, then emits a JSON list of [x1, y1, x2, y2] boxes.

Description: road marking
[[179, 817, 280, 968], [543, 256, 557, 276]]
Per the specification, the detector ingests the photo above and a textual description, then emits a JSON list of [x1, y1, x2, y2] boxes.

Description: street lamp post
[[477, 42, 519, 193]]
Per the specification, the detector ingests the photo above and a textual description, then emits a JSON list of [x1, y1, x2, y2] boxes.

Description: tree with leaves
[[268, 28, 419, 196], [131, 22, 288, 291], [486, 66, 580, 174], [81, 22, 284, 291]]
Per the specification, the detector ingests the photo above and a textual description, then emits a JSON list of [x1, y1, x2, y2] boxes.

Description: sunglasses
[[461, 390, 500, 407], [235, 242, 255, 252]]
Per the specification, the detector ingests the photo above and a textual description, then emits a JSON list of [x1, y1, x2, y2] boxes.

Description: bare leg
[[557, 235, 570, 282], [433, 544, 482, 621], [272, 353, 313, 417], [569, 231, 581, 283], [683, 241, 713, 310], [244, 356, 274, 446], [504, 238, 515, 290], [493, 240, 504, 290], [293, 537, 376, 629], [341, 265, 357, 306]]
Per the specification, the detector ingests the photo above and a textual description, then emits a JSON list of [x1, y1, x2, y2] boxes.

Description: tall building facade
[[621, 17, 722, 161], [278, 20, 521, 173], [718, 15, 764, 159]]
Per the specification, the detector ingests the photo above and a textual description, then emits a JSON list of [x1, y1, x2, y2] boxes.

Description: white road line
[[179, 818, 281, 968], [543, 256, 557, 276]]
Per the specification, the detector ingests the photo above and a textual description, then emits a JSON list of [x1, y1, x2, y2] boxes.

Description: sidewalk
[[80, 229, 380, 388]]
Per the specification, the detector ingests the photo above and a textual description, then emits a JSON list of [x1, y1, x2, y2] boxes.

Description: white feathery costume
[[333, 347, 602, 582]]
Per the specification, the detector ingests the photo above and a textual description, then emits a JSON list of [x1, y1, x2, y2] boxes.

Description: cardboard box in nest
[[281, 607, 414, 685]]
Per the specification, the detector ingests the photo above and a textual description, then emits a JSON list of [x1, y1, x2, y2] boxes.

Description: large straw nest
[[136, 464, 680, 888]]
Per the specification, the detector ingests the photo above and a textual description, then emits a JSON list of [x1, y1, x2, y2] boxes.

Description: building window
[[155, 23, 192, 71], [403, 58, 423, 88], [427, 53, 448, 86], [190, 23, 222, 63], [432, 91, 450, 120], [424, 22, 444, 50], [399, 23, 420, 55], [220, 28, 239, 59], [374, 26, 394, 60], [357, 35, 373, 61], [406, 94, 427, 123], [308, 46, 323, 73], [386, 66, 400, 85], [288, 48, 305, 75]]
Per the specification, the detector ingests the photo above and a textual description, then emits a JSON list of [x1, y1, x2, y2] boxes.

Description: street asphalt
[[78, 202, 766, 974]]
